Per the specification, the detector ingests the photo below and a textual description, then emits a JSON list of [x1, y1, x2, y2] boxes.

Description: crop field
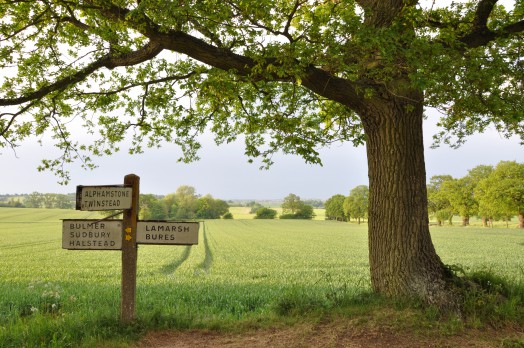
[[1, 207, 523, 346]]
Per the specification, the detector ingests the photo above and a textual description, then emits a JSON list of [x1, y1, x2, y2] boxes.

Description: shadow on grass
[[161, 245, 192, 275], [196, 223, 214, 274]]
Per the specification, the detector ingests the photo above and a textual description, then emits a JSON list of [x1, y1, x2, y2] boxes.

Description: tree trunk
[[361, 94, 456, 308], [461, 216, 469, 226], [482, 216, 487, 227], [518, 212, 523, 228]]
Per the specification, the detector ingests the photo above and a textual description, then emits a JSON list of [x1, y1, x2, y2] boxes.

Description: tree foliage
[[280, 204, 315, 220], [441, 177, 478, 226], [324, 194, 347, 221], [475, 161, 524, 228], [427, 162, 524, 228], [254, 207, 277, 219], [22, 192, 74, 209], [427, 175, 455, 225], [343, 185, 369, 224], [249, 202, 265, 214], [1, 1, 521, 181], [281, 193, 303, 214], [139, 186, 229, 220], [280, 193, 315, 219]]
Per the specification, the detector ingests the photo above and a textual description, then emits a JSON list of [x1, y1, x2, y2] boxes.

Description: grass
[[0, 207, 523, 347]]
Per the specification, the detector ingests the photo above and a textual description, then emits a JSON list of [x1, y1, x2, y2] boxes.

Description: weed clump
[[447, 265, 524, 325]]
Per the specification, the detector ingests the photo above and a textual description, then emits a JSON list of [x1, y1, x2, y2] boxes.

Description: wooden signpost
[[62, 174, 199, 323]]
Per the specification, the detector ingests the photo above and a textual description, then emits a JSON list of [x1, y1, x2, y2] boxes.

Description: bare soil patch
[[137, 320, 524, 348]]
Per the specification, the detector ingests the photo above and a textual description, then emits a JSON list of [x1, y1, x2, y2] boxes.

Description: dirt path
[[138, 321, 524, 348]]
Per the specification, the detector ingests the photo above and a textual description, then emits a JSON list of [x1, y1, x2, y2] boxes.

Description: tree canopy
[[280, 193, 315, 219], [475, 161, 524, 227], [1, 1, 522, 180], [324, 194, 347, 221], [343, 185, 369, 224], [427, 175, 455, 225], [281, 193, 303, 214], [427, 162, 524, 228], [139, 186, 230, 220]]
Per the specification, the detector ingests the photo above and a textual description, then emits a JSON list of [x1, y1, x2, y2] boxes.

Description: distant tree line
[[0, 197, 24, 207], [324, 185, 369, 223], [139, 185, 231, 220], [0, 192, 75, 209], [5, 161, 520, 228], [250, 194, 316, 220], [428, 161, 524, 228], [0, 186, 232, 220], [322, 160, 524, 229]]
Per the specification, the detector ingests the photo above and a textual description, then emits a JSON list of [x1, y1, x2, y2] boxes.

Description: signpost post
[[62, 174, 199, 323], [121, 174, 139, 323]]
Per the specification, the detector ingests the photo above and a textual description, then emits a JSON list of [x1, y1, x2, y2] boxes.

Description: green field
[[1, 207, 523, 346]]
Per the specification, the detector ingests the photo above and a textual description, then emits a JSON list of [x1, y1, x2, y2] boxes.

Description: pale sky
[[1, 109, 522, 200]]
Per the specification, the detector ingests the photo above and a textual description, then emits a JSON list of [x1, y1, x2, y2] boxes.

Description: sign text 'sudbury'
[[62, 219, 122, 250]]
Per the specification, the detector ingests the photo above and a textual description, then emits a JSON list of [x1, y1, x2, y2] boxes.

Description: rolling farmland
[[1, 207, 523, 346]]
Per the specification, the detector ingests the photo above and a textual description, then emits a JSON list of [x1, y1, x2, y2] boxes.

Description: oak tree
[[427, 175, 455, 226], [343, 185, 368, 224], [1, 0, 523, 307], [476, 161, 524, 228], [324, 194, 347, 221], [466, 164, 494, 226], [281, 193, 303, 214]]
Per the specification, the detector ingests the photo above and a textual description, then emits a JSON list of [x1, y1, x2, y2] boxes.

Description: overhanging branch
[[459, 0, 524, 48], [89, 0, 367, 113], [0, 40, 164, 107]]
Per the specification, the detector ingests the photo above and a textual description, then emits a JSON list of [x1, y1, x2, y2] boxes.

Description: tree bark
[[361, 93, 456, 308], [518, 212, 524, 228]]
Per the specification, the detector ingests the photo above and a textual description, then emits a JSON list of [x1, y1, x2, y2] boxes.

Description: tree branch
[[78, 72, 200, 97], [459, 0, 524, 48], [0, 101, 37, 137], [0, 40, 164, 107], [84, 0, 366, 112]]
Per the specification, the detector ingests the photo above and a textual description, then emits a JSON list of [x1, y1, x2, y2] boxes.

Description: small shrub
[[254, 208, 277, 219], [279, 205, 315, 220], [279, 214, 297, 219]]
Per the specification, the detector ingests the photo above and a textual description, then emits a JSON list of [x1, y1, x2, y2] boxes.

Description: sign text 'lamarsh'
[[76, 185, 133, 211], [137, 221, 199, 245], [62, 219, 122, 250]]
